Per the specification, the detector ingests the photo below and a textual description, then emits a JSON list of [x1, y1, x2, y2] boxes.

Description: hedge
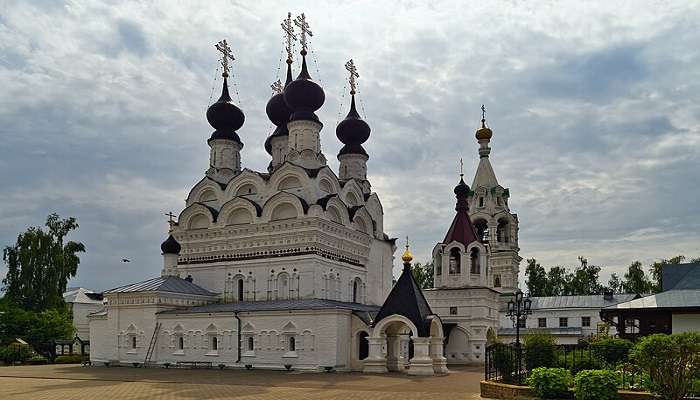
[[574, 369, 619, 400], [527, 367, 572, 399]]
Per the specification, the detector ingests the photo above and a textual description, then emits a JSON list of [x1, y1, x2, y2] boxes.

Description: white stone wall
[[672, 313, 700, 333], [338, 153, 368, 181], [72, 302, 104, 340], [498, 307, 603, 344]]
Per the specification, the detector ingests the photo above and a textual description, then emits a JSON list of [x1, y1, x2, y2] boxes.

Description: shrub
[[527, 367, 572, 399], [590, 337, 633, 366], [574, 370, 619, 400], [0, 345, 33, 364], [25, 355, 48, 365], [524, 332, 557, 370], [492, 343, 516, 383], [569, 355, 601, 374], [630, 332, 700, 400], [54, 355, 85, 364]]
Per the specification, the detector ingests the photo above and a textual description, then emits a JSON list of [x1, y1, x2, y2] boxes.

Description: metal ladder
[[144, 322, 161, 367]]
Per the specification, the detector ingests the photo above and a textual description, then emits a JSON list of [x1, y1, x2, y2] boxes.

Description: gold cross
[[281, 12, 297, 61], [294, 13, 313, 52], [215, 39, 235, 77], [345, 59, 359, 94]]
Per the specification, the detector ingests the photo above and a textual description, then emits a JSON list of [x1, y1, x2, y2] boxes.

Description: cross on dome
[[294, 13, 313, 53], [345, 59, 359, 94], [459, 158, 464, 178], [281, 12, 297, 62], [270, 79, 283, 95], [215, 39, 235, 78]]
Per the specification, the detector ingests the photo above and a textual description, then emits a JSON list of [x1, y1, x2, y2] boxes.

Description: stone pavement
[[0, 364, 487, 399]]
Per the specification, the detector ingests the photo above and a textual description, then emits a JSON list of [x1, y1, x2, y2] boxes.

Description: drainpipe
[[235, 311, 241, 363]]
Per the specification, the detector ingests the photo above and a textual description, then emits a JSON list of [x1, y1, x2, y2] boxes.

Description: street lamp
[[506, 289, 532, 384]]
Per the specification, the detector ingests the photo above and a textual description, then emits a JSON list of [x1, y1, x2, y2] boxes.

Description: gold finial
[[401, 236, 413, 263], [271, 79, 283, 95], [215, 39, 235, 78], [476, 104, 493, 140]]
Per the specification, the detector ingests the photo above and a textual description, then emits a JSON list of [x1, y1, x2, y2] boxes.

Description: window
[[449, 248, 461, 274], [559, 317, 568, 328], [479, 197, 484, 207], [494, 274, 501, 287], [581, 317, 591, 327], [131, 336, 137, 349], [470, 248, 480, 274], [247, 336, 254, 351], [358, 331, 369, 360], [211, 336, 218, 351], [288, 336, 296, 352], [237, 279, 244, 302], [538, 318, 547, 328], [449, 307, 458, 315], [352, 280, 359, 303], [178, 336, 184, 350], [518, 319, 526, 328]]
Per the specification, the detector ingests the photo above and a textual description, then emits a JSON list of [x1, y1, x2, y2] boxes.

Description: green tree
[[607, 273, 623, 294], [525, 258, 547, 297], [623, 261, 651, 294], [545, 266, 570, 296], [649, 255, 686, 293], [568, 257, 603, 295], [2, 214, 85, 312], [0, 301, 73, 359], [411, 262, 434, 289]]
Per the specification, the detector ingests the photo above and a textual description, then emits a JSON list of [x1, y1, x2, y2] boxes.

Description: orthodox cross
[[405, 235, 410, 250], [271, 79, 283, 95], [294, 13, 313, 52], [281, 12, 297, 61], [481, 104, 486, 121], [165, 211, 176, 228], [345, 59, 359, 94], [215, 39, 235, 77], [459, 158, 464, 177]]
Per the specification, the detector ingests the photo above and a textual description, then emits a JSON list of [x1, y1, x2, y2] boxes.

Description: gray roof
[[604, 289, 700, 310], [663, 262, 700, 291], [157, 298, 381, 315], [104, 276, 216, 297], [498, 327, 583, 336], [527, 294, 638, 310], [63, 287, 103, 304]]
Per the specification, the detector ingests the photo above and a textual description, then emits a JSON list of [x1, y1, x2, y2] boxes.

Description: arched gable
[[185, 178, 223, 207], [324, 197, 350, 225], [281, 321, 297, 333], [268, 163, 310, 192], [351, 207, 373, 235], [218, 197, 261, 227], [224, 170, 266, 200], [340, 180, 364, 207], [363, 194, 384, 233], [315, 167, 342, 194], [261, 192, 307, 222], [179, 203, 217, 230]]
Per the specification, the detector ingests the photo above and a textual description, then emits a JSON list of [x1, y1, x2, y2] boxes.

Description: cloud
[[1, 1, 699, 291]]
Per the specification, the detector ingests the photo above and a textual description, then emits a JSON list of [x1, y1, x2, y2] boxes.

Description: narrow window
[[247, 336, 254, 351], [581, 317, 591, 327], [352, 280, 359, 303], [237, 278, 244, 302], [494, 274, 501, 287], [289, 336, 296, 352], [131, 336, 137, 349], [212, 336, 218, 350], [358, 332, 369, 360], [538, 318, 547, 328], [559, 318, 568, 328], [470, 248, 480, 274], [178, 336, 184, 350], [449, 248, 461, 274], [479, 197, 484, 207]]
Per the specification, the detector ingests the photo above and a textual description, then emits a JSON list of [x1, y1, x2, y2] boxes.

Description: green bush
[[54, 354, 85, 364], [527, 367, 572, 399], [590, 337, 633, 366], [0, 345, 33, 364], [25, 355, 48, 365], [570, 355, 601, 374], [524, 332, 557, 370], [630, 332, 700, 400], [574, 370, 619, 400]]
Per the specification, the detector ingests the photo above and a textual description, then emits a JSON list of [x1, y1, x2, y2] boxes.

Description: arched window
[[247, 336, 254, 351], [497, 219, 509, 243], [211, 336, 218, 350], [277, 273, 289, 300], [494, 274, 501, 288], [178, 336, 184, 350], [352, 280, 359, 303], [358, 331, 369, 360], [435, 251, 442, 275], [237, 279, 244, 302], [289, 336, 296, 352], [131, 336, 137, 349], [474, 219, 488, 242], [470, 248, 480, 274], [478, 197, 484, 207], [449, 248, 461, 274]]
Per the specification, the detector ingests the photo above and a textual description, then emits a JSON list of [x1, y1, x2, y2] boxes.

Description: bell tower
[[467, 106, 521, 293]]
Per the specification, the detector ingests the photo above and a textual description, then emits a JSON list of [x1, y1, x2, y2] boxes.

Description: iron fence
[[485, 343, 596, 383]]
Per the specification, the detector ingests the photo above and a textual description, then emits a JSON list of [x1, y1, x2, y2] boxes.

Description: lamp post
[[506, 290, 532, 384]]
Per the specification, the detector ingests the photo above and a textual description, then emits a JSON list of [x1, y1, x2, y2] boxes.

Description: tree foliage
[[2, 213, 85, 312], [622, 261, 651, 294], [0, 301, 74, 359], [411, 262, 434, 289], [525, 259, 547, 297]]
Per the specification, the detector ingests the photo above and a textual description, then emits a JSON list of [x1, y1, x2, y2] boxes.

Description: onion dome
[[454, 176, 470, 197], [283, 50, 325, 122], [206, 77, 244, 144], [160, 234, 181, 254], [401, 245, 414, 264], [336, 94, 370, 157]]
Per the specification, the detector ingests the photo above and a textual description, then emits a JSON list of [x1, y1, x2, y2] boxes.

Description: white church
[[88, 14, 520, 376]]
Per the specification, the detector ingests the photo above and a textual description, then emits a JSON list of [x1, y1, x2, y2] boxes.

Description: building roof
[[603, 290, 700, 310], [103, 276, 217, 297], [663, 262, 700, 291], [443, 178, 481, 247], [526, 294, 638, 310], [156, 298, 380, 315], [63, 287, 104, 304], [498, 327, 583, 337], [373, 261, 435, 337]]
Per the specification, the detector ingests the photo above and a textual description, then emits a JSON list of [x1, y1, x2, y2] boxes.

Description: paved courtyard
[[0, 364, 486, 399]]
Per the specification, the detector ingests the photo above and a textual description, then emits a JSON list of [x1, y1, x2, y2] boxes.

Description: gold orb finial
[[476, 104, 493, 140], [401, 236, 413, 264]]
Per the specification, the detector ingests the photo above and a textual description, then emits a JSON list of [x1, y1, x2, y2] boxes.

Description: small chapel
[[88, 13, 521, 376]]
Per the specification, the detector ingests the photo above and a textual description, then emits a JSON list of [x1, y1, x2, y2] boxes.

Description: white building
[[422, 116, 521, 364], [62, 287, 104, 354], [89, 25, 450, 375]]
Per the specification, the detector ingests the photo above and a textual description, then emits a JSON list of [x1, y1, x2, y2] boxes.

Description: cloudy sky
[[1, 0, 699, 291]]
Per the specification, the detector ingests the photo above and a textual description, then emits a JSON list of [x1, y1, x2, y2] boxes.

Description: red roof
[[443, 209, 480, 247]]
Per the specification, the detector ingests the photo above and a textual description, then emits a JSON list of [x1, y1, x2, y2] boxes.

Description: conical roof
[[443, 177, 480, 247]]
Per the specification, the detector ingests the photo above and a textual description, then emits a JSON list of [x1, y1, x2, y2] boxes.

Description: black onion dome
[[206, 77, 244, 143], [266, 92, 292, 127], [160, 234, 181, 254], [283, 52, 325, 122], [336, 95, 370, 146], [454, 177, 470, 197]]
